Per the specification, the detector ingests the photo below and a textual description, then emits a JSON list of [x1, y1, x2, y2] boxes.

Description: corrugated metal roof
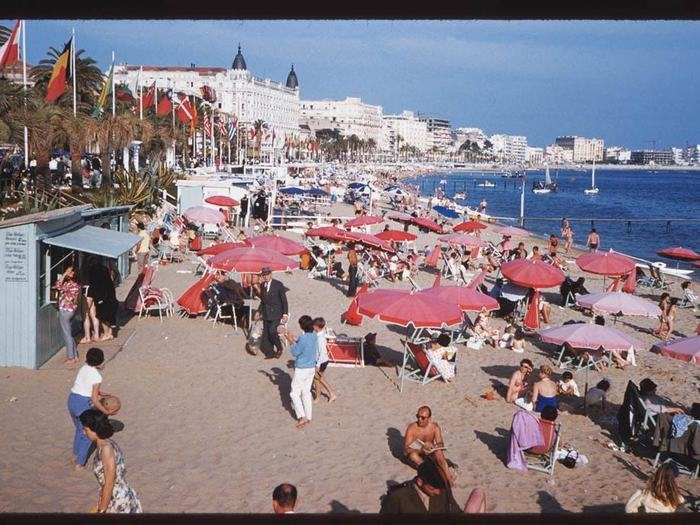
[[0, 205, 93, 230], [80, 205, 133, 218], [42, 225, 140, 259]]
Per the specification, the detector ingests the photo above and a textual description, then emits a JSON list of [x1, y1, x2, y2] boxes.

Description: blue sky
[[4, 19, 699, 149]]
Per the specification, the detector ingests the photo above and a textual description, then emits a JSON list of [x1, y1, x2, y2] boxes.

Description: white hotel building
[[299, 97, 384, 143], [489, 134, 528, 163], [113, 46, 301, 142], [381, 111, 430, 153]]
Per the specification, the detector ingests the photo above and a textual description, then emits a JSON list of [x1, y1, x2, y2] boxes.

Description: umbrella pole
[[583, 363, 589, 415]]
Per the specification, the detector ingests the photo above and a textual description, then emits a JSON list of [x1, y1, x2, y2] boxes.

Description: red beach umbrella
[[411, 216, 443, 233], [176, 273, 217, 315], [375, 230, 417, 242], [305, 226, 355, 243], [386, 211, 413, 223], [538, 324, 641, 353], [576, 250, 636, 276], [356, 288, 463, 328], [496, 226, 530, 238], [439, 233, 487, 248], [344, 231, 396, 253], [417, 286, 499, 312], [197, 241, 249, 256], [500, 259, 566, 289], [453, 220, 487, 233], [208, 246, 297, 273], [204, 195, 239, 207], [345, 215, 384, 228], [657, 246, 700, 262], [246, 234, 307, 256]]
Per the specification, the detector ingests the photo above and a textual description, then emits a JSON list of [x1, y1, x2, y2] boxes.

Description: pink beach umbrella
[[500, 259, 566, 289], [653, 335, 700, 365], [204, 195, 239, 207], [576, 250, 636, 277], [417, 285, 499, 312], [246, 234, 307, 256], [656, 246, 700, 262], [576, 291, 662, 317], [356, 288, 463, 328], [345, 215, 384, 228], [208, 246, 297, 273], [439, 233, 487, 248], [183, 206, 225, 225], [375, 230, 417, 242], [344, 231, 396, 253], [538, 323, 641, 353]]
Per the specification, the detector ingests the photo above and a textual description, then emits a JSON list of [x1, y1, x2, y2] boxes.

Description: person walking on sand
[[256, 267, 288, 359], [561, 220, 574, 254], [347, 244, 359, 297], [586, 228, 600, 252], [287, 315, 318, 429], [272, 483, 298, 514], [67, 348, 115, 469], [403, 406, 456, 486], [312, 317, 337, 403]]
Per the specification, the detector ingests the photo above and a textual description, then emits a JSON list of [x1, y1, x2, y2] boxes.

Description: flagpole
[[111, 51, 115, 117], [210, 109, 214, 168], [72, 28, 76, 117], [21, 20, 28, 169], [139, 66, 143, 120], [154, 78, 158, 119]]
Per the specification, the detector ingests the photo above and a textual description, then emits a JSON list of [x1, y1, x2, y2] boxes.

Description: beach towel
[[523, 290, 540, 330], [671, 414, 694, 439], [507, 409, 544, 471]]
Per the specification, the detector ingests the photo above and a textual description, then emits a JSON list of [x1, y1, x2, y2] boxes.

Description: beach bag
[[466, 336, 483, 350], [560, 449, 579, 469]]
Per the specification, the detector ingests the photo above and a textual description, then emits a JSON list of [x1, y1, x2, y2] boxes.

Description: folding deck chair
[[554, 344, 611, 372], [326, 335, 364, 367], [652, 412, 699, 479], [525, 421, 562, 476], [399, 340, 456, 392], [203, 286, 239, 330]]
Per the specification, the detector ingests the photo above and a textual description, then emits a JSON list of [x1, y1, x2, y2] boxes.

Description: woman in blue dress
[[531, 364, 559, 413]]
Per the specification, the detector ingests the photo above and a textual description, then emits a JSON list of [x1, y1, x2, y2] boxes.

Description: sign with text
[[2, 231, 29, 283]]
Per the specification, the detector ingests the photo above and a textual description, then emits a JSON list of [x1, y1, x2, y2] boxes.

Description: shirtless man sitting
[[403, 406, 456, 485], [506, 359, 534, 410]]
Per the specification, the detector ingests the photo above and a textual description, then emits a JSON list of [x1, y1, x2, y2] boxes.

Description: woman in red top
[[53, 265, 83, 365]]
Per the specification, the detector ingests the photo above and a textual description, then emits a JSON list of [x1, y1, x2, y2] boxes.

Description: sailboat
[[584, 159, 599, 194], [532, 164, 557, 193]]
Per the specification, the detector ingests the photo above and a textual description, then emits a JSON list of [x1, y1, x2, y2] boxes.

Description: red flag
[[0, 20, 21, 70], [203, 109, 211, 135], [45, 38, 72, 103], [140, 82, 156, 109], [175, 92, 193, 123], [156, 90, 172, 117]]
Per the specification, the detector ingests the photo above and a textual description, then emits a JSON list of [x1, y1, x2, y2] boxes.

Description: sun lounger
[[326, 335, 364, 367], [554, 344, 611, 372], [524, 421, 562, 476], [399, 340, 456, 392]]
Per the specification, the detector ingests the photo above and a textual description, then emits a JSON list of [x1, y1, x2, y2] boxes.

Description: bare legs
[[312, 370, 337, 403], [464, 488, 486, 513]]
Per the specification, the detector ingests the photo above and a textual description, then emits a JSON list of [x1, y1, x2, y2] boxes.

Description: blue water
[[406, 169, 699, 270]]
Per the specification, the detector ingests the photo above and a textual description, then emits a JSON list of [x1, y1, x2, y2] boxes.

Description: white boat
[[532, 165, 557, 193], [584, 159, 599, 194], [477, 180, 496, 188], [610, 250, 694, 278]]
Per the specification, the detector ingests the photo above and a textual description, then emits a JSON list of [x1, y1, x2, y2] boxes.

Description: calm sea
[[407, 169, 699, 271]]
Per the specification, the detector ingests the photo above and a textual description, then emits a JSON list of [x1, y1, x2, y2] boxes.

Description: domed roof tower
[[232, 44, 247, 70], [285, 64, 299, 90]]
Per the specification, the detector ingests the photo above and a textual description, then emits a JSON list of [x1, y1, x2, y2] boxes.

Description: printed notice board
[[3, 231, 29, 283]]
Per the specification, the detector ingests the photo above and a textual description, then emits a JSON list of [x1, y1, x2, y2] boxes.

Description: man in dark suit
[[257, 267, 288, 359]]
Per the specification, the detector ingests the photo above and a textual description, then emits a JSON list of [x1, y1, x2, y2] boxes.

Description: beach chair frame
[[525, 423, 561, 476], [555, 344, 611, 372], [203, 286, 238, 331], [326, 336, 365, 368], [399, 339, 450, 392], [653, 453, 699, 480], [138, 286, 174, 322]]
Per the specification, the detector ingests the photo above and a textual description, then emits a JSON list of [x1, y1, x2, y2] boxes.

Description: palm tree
[[86, 112, 136, 188], [366, 138, 376, 162], [21, 101, 65, 187], [54, 110, 89, 186], [31, 47, 104, 114]]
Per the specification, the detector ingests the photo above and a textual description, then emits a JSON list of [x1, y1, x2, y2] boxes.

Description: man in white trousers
[[287, 315, 317, 429]]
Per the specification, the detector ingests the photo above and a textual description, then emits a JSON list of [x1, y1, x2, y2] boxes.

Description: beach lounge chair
[[652, 413, 699, 479], [138, 285, 174, 322], [203, 285, 238, 330], [524, 421, 562, 476], [647, 264, 670, 291], [326, 335, 364, 367], [399, 340, 454, 392], [678, 289, 698, 310], [554, 343, 611, 372]]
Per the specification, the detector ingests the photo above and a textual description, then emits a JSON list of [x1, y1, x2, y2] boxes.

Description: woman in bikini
[[531, 364, 559, 413], [653, 293, 671, 338]]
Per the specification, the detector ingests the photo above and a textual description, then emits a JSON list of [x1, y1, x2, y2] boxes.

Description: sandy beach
[[0, 202, 698, 514]]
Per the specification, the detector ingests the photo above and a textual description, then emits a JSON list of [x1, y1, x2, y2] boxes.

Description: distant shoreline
[[415, 163, 700, 173]]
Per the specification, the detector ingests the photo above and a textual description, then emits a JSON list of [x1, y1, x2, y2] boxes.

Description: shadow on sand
[[258, 367, 295, 419]]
